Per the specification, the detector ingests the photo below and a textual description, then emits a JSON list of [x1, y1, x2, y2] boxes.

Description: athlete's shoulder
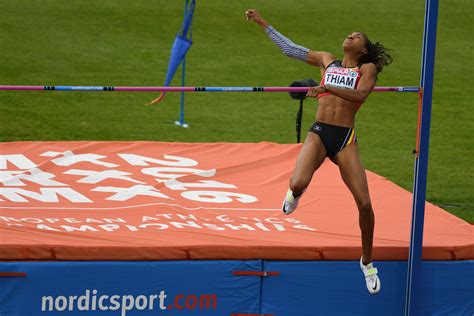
[[359, 62, 377, 75], [359, 62, 377, 71], [306, 51, 337, 69]]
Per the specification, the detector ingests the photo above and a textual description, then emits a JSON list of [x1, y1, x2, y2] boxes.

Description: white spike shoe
[[282, 189, 302, 215], [360, 257, 381, 294]]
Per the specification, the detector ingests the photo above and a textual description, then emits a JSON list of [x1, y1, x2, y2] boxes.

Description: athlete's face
[[343, 32, 368, 55]]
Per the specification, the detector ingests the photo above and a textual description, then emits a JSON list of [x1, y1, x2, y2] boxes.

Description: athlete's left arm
[[325, 63, 378, 103]]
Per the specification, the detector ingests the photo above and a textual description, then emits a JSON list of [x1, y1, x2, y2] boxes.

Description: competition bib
[[324, 67, 360, 90]]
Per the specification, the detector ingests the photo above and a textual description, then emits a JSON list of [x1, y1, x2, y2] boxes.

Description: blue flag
[[149, 0, 195, 105], [163, 35, 192, 87]]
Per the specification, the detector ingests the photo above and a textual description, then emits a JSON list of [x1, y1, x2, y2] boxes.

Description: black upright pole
[[296, 99, 304, 143], [288, 78, 318, 144]]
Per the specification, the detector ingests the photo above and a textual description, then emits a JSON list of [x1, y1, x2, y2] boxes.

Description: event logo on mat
[[0, 149, 258, 207], [0, 143, 317, 238]]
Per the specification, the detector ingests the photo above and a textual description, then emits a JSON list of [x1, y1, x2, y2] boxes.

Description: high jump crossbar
[[0, 85, 420, 93]]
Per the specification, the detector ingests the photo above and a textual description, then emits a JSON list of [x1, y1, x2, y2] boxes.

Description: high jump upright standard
[[405, 0, 439, 315]]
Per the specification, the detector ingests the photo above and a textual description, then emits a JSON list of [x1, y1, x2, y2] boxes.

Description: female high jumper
[[246, 9, 393, 295]]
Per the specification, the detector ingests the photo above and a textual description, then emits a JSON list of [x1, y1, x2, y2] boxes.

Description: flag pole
[[176, 0, 190, 128]]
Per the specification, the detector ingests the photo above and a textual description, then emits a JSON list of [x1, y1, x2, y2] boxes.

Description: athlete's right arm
[[246, 9, 335, 69]]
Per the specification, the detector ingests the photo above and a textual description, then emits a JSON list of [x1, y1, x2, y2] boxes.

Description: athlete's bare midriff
[[316, 94, 357, 128]]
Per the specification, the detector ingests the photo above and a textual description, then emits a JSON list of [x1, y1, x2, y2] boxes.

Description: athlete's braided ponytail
[[359, 34, 393, 73]]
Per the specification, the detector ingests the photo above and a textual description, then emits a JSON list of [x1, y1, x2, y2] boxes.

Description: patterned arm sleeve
[[265, 25, 309, 61]]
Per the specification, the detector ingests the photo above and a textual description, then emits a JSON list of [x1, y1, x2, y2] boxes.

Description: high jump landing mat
[[0, 141, 472, 315]]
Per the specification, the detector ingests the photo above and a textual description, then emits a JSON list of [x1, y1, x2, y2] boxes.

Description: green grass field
[[0, 0, 472, 222]]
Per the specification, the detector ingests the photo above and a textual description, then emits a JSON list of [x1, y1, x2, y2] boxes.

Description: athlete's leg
[[290, 132, 327, 196], [333, 143, 380, 294], [333, 143, 374, 264], [282, 132, 327, 215]]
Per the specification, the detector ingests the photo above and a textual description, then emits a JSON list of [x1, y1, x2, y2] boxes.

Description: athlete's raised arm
[[245, 9, 335, 69]]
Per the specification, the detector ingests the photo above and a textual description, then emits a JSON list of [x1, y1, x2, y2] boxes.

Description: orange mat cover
[[0, 142, 472, 261]]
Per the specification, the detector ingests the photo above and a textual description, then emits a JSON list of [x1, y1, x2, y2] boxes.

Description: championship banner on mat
[[0, 142, 472, 260]]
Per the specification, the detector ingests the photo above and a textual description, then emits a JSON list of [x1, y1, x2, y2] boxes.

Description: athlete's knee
[[289, 175, 309, 194], [357, 200, 373, 214]]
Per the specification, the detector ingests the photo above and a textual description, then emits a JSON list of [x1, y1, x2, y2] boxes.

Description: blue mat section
[[0, 260, 472, 315], [0, 260, 262, 316], [263, 261, 474, 316]]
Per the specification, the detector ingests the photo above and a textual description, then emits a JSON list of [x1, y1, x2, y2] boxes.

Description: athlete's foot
[[360, 257, 381, 294], [282, 189, 302, 215]]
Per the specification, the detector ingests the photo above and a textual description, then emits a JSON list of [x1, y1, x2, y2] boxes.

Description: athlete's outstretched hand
[[245, 9, 269, 28], [306, 86, 327, 98]]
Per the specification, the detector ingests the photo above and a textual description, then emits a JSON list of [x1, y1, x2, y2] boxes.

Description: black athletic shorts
[[309, 121, 357, 158]]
